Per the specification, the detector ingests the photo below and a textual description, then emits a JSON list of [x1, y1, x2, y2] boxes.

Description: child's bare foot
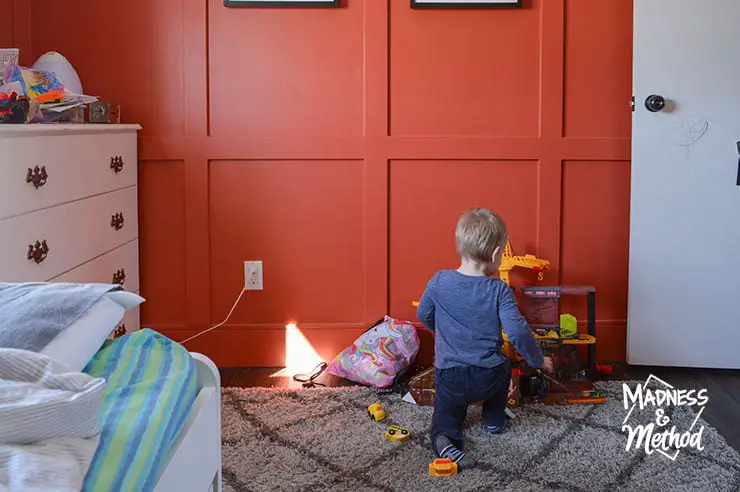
[[435, 436, 474, 470]]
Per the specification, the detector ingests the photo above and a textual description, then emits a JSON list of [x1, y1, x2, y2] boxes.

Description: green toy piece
[[559, 313, 578, 339]]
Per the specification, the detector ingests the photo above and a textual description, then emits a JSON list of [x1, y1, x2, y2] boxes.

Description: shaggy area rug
[[221, 381, 740, 492]]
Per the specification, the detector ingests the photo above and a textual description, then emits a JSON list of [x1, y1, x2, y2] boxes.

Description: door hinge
[[736, 141, 740, 186], [630, 96, 635, 112]]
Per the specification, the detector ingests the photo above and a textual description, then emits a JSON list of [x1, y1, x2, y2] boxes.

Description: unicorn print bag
[[325, 316, 420, 388]]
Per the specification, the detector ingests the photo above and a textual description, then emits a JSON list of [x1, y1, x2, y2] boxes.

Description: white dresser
[[0, 124, 142, 338]]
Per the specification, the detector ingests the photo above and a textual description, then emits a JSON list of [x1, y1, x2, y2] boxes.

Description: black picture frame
[[411, 0, 522, 8], [225, 0, 340, 6]]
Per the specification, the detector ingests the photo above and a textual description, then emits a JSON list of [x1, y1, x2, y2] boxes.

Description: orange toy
[[429, 458, 458, 477], [498, 240, 550, 287], [34, 89, 64, 104], [566, 396, 606, 404]]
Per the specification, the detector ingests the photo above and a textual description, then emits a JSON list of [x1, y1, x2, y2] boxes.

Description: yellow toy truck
[[367, 402, 386, 422], [384, 424, 411, 442]]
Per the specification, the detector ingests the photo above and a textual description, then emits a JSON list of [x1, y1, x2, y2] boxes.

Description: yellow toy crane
[[498, 240, 550, 286]]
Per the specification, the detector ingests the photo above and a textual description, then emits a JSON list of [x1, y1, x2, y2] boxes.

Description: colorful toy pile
[[0, 51, 98, 124]]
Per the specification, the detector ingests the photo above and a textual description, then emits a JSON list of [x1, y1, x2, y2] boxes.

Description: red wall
[[22, 0, 632, 366], [2, 1, 30, 64]]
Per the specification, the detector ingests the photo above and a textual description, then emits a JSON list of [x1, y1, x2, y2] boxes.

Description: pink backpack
[[325, 316, 420, 388]]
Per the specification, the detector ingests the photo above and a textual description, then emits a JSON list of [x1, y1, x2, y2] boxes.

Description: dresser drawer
[[51, 239, 139, 292], [0, 186, 138, 282], [110, 304, 141, 339], [0, 132, 137, 220]]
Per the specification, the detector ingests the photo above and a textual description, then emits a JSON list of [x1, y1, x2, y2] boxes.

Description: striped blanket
[[82, 329, 198, 492], [0, 348, 105, 492]]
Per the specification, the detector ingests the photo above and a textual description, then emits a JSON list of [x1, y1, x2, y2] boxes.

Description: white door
[[627, 0, 740, 369]]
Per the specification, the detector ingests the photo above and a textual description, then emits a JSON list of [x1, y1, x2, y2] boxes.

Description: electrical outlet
[[244, 261, 263, 290]]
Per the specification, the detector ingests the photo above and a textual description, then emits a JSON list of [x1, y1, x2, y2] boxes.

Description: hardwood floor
[[220, 366, 356, 391], [220, 363, 740, 452]]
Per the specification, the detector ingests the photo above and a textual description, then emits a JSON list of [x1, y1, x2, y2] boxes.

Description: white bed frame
[[153, 352, 222, 492]]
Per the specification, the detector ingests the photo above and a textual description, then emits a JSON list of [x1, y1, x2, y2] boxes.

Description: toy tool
[[539, 369, 568, 391], [566, 396, 606, 404], [567, 390, 605, 404]]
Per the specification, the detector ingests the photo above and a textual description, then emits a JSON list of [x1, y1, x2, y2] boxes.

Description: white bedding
[[0, 348, 105, 492]]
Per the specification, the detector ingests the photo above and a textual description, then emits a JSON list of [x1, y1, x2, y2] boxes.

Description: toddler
[[416, 207, 553, 469]]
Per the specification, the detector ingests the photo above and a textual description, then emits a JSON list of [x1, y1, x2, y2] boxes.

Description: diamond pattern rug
[[221, 381, 740, 492]]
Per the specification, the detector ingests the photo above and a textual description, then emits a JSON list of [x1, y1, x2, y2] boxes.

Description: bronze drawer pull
[[27, 240, 49, 264], [26, 166, 48, 189], [110, 156, 124, 174], [112, 269, 126, 285], [113, 324, 126, 338], [111, 212, 125, 230]]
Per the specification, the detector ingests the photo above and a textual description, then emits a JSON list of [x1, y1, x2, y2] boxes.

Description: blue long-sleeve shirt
[[416, 270, 544, 370]]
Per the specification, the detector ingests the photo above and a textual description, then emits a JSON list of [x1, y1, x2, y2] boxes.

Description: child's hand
[[539, 356, 554, 374]]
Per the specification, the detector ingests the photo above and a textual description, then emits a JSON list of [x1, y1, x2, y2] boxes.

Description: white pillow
[[41, 291, 145, 372], [106, 290, 144, 311]]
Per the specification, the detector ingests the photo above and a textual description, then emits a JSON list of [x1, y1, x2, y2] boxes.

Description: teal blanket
[[82, 329, 198, 491]]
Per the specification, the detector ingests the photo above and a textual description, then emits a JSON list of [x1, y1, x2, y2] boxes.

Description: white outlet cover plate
[[244, 261, 263, 290]]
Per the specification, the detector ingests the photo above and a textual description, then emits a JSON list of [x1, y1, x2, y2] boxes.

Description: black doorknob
[[645, 94, 666, 112]]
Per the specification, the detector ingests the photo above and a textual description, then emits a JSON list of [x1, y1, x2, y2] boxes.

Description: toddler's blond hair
[[455, 208, 508, 263]]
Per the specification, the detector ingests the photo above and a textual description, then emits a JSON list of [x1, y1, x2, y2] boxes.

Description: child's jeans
[[431, 360, 511, 453]]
